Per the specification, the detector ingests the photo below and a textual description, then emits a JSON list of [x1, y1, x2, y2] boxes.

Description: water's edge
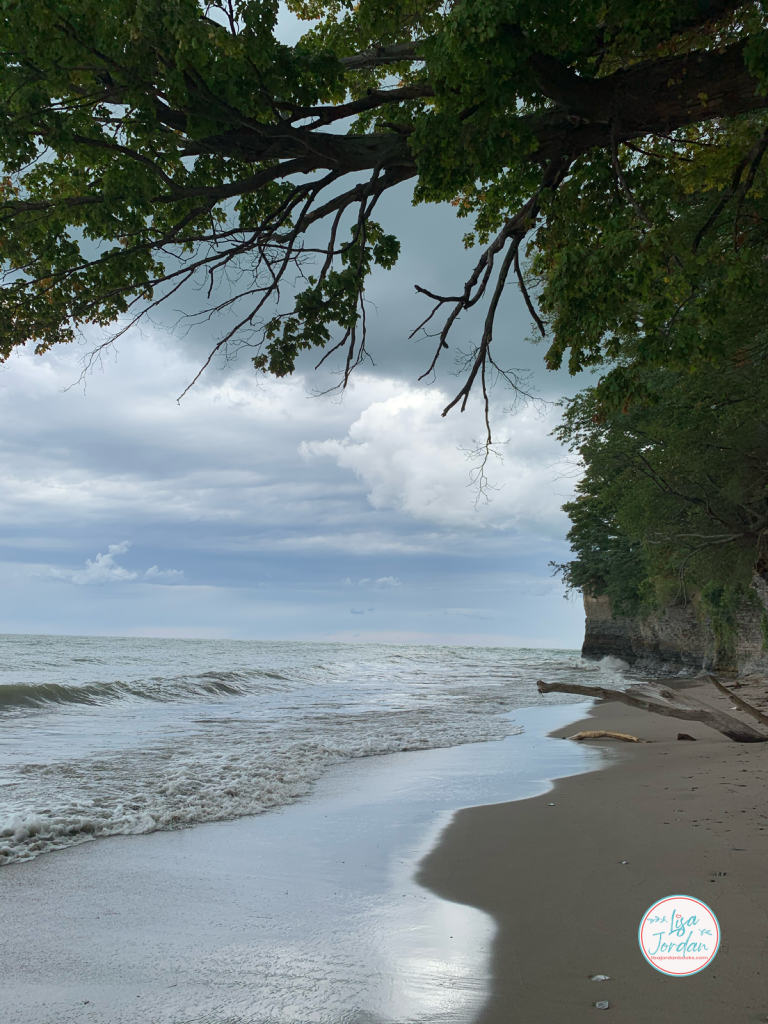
[[1, 634, 627, 865], [0, 701, 603, 1024]]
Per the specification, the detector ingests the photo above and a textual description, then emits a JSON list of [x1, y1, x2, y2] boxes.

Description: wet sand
[[418, 684, 768, 1022]]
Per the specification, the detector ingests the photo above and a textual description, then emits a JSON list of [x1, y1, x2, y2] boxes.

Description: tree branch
[[339, 42, 426, 71], [705, 673, 768, 729], [536, 679, 768, 743], [147, 39, 768, 180]]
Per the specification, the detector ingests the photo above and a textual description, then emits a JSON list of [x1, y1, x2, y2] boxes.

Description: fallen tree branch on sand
[[536, 680, 768, 743], [567, 730, 650, 743], [705, 674, 768, 730]]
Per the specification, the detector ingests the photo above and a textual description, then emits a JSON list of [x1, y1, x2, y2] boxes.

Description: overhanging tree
[[1, 0, 768, 422], [553, 354, 768, 612]]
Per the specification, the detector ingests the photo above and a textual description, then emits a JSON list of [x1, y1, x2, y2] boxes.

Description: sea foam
[[0, 635, 625, 864]]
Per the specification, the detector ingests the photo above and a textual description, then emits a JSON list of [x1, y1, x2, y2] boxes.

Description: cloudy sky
[[0, 13, 593, 648]]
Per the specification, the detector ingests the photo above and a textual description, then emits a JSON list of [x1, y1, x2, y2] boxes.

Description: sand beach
[[421, 683, 768, 1022]]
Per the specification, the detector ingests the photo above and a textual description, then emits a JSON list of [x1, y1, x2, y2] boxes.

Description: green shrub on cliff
[[553, 354, 768, 629]]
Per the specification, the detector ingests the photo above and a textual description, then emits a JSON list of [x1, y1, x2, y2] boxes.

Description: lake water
[[0, 634, 627, 864]]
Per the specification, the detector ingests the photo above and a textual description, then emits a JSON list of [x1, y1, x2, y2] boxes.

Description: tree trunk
[[536, 680, 768, 743]]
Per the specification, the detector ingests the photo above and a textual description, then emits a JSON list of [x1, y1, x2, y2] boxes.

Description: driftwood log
[[536, 680, 768, 743], [705, 674, 768, 730], [567, 730, 650, 743]]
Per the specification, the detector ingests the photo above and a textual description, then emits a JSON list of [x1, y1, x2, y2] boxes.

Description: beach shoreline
[[418, 683, 768, 1022], [0, 702, 600, 1024], [4, 678, 766, 1023]]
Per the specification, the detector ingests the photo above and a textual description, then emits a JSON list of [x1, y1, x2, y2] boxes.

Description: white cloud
[[2, 337, 573, 552], [49, 542, 184, 586], [53, 541, 138, 585], [300, 386, 572, 534], [144, 565, 185, 583], [0, 337, 393, 533], [0, 330, 584, 645]]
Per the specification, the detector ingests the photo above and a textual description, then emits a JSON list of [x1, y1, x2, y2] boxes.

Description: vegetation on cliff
[[553, 355, 768, 620], [534, 32, 768, 659], [551, 155, 768, 659]]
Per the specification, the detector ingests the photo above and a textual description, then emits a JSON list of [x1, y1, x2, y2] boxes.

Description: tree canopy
[[2, 0, 768, 417]]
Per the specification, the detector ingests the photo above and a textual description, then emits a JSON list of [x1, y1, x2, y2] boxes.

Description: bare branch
[[417, 154, 571, 416], [514, 246, 546, 337], [442, 238, 520, 418]]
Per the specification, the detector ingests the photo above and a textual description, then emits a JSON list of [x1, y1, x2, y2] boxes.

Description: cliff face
[[582, 591, 767, 675]]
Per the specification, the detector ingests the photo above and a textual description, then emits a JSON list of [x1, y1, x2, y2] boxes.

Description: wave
[[0, 712, 524, 864], [0, 670, 292, 710], [0, 637, 632, 866]]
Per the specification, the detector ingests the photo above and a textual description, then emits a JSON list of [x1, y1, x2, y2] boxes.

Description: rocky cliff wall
[[582, 591, 768, 675]]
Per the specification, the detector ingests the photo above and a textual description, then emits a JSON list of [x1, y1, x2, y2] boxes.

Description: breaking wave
[[0, 635, 629, 865], [0, 670, 292, 709], [0, 710, 522, 863]]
